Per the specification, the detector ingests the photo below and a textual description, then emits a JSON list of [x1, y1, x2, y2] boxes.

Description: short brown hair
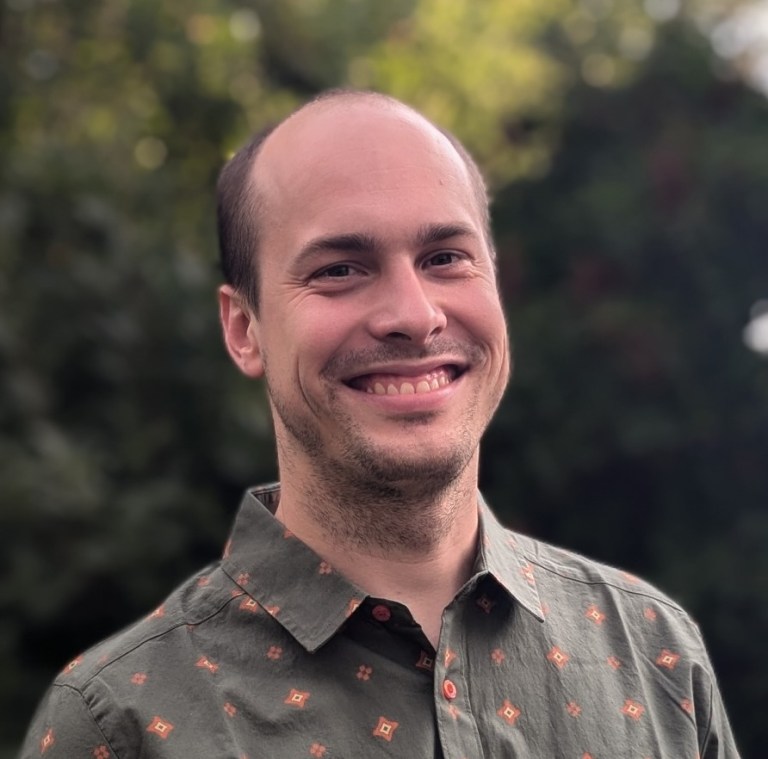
[[216, 124, 275, 312]]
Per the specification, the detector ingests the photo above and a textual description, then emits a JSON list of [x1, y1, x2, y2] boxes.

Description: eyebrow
[[299, 232, 382, 260], [415, 222, 477, 247], [295, 222, 478, 268]]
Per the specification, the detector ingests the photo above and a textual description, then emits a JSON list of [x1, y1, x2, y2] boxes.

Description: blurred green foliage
[[1, 0, 766, 756]]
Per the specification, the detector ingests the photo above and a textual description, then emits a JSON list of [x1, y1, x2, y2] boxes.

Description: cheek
[[287, 301, 361, 375], [460, 290, 507, 345], [463, 293, 511, 384]]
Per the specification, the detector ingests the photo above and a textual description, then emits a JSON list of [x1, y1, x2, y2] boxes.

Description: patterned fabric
[[19, 483, 740, 758]]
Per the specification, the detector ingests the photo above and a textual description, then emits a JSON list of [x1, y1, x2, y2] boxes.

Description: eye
[[315, 263, 356, 279], [425, 251, 463, 267]]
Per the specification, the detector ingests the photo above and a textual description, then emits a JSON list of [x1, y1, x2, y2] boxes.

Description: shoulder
[[19, 560, 260, 757], [524, 534, 681, 604], [492, 529, 740, 757], [511, 530, 706, 653], [53, 561, 234, 689]]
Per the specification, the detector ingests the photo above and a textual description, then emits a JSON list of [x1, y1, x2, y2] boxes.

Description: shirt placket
[[434, 591, 486, 759]]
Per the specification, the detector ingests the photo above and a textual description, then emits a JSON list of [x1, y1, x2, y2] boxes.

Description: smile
[[346, 366, 460, 396]]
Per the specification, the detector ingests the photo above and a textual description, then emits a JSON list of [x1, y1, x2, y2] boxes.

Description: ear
[[218, 285, 264, 378]]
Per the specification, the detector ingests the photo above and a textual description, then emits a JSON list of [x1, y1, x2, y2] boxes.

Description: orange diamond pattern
[[61, 657, 82, 675], [656, 649, 680, 670], [196, 656, 219, 673], [40, 728, 55, 754], [284, 689, 310, 708], [146, 716, 175, 740], [372, 716, 399, 742], [497, 699, 521, 726], [585, 605, 606, 625], [240, 597, 260, 614], [547, 646, 570, 669], [621, 699, 645, 721]]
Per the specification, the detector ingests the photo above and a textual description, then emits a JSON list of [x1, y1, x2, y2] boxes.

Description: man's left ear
[[218, 285, 264, 378]]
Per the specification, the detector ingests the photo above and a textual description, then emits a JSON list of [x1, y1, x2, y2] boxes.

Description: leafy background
[[1, 0, 766, 756]]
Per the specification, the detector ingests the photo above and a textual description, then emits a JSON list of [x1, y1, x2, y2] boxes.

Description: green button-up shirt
[[19, 483, 739, 758]]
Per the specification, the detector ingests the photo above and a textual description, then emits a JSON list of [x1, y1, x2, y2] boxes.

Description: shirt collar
[[476, 492, 545, 622], [222, 484, 544, 653], [222, 483, 367, 653]]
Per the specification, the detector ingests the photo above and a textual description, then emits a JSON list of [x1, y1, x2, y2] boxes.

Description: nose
[[367, 265, 447, 344]]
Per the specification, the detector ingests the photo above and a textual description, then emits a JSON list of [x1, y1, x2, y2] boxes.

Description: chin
[[341, 439, 476, 491]]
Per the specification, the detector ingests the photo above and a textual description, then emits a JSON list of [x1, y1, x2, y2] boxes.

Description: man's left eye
[[427, 251, 459, 267]]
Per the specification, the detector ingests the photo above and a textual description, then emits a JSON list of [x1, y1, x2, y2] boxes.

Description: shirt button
[[442, 679, 458, 700], [371, 604, 391, 622]]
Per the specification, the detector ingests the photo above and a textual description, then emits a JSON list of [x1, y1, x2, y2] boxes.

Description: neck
[[273, 455, 481, 647]]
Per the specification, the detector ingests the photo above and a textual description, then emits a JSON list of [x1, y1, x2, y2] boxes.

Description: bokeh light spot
[[134, 137, 168, 170]]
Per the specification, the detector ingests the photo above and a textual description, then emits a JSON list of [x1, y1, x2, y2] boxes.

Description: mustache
[[322, 338, 485, 379]]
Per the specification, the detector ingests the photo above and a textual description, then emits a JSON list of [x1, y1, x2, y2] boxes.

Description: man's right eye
[[314, 263, 360, 280]]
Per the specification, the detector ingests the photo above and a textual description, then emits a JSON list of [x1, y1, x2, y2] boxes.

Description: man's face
[[234, 101, 510, 490]]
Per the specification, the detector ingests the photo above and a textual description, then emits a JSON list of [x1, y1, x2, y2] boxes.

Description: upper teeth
[[364, 371, 452, 395]]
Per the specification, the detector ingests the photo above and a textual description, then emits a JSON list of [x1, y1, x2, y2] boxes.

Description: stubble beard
[[266, 377, 487, 553], [262, 336, 507, 552]]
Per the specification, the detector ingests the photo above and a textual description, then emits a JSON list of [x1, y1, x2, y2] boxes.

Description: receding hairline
[[255, 90, 427, 169], [249, 90, 492, 249], [251, 94, 417, 197]]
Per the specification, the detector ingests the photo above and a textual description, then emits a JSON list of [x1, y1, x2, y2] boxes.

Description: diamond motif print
[[40, 728, 55, 754], [284, 689, 310, 708], [656, 649, 680, 670], [585, 604, 606, 625], [497, 699, 521, 726], [146, 716, 175, 740], [547, 645, 570, 669], [621, 699, 645, 721], [372, 716, 399, 742]]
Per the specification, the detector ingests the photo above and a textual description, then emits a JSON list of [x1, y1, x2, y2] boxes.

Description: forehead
[[252, 99, 482, 250]]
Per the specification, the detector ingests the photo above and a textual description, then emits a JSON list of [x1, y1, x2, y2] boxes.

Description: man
[[19, 91, 739, 758]]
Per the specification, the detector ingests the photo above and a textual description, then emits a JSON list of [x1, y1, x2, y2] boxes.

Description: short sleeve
[[17, 684, 117, 759], [689, 625, 742, 759], [699, 673, 742, 759]]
